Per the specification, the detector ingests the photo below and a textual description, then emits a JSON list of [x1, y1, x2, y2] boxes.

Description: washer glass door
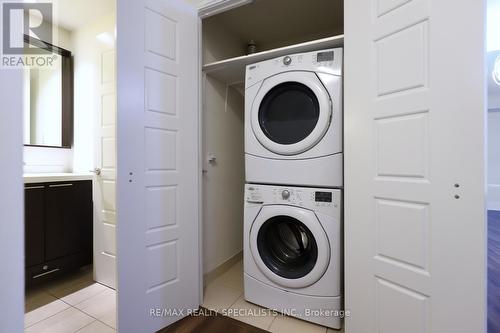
[[257, 215, 318, 279], [249, 205, 330, 288]]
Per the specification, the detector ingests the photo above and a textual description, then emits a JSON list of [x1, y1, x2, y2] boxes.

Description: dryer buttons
[[283, 56, 292, 66]]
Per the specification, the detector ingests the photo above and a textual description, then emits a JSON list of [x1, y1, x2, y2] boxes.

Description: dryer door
[[251, 71, 332, 156], [249, 205, 330, 289]]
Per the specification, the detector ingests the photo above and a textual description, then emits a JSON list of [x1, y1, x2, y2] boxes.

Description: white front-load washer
[[245, 48, 343, 188], [244, 184, 343, 329]]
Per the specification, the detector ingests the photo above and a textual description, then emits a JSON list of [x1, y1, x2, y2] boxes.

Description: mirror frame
[[23, 35, 73, 149]]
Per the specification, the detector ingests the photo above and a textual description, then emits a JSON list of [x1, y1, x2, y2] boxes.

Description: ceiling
[[28, 0, 115, 31]]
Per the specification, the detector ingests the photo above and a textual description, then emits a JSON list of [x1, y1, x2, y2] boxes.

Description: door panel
[[344, 0, 487, 332], [117, 0, 200, 332], [94, 16, 117, 289]]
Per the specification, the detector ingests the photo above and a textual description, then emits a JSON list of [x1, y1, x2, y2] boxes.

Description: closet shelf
[[202, 34, 344, 85]]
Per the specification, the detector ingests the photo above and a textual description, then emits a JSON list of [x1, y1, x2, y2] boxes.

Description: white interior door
[[94, 21, 117, 289], [344, 0, 487, 332], [116, 0, 200, 332], [0, 69, 24, 333]]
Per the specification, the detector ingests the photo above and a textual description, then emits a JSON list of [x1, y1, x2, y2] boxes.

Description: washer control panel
[[271, 187, 304, 206], [245, 184, 340, 212]]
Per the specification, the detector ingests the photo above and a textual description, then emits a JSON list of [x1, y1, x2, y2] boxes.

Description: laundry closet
[[199, 0, 344, 330], [200, 0, 344, 274]]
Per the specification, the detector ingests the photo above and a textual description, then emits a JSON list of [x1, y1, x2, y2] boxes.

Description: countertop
[[23, 173, 94, 184]]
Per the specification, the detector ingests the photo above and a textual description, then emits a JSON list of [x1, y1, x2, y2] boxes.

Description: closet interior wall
[[202, 21, 245, 275]]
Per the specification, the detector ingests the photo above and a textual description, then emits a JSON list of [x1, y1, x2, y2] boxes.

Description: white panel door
[[344, 0, 487, 332], [94, 29, 117, 289], [116, 0, 200, 332], [0, 69, 24, 333]]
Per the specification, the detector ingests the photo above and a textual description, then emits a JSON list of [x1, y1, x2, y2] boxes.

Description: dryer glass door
[[251, 71, 332, 156], [258, 82, 320, 145], [257, 215, 318, 279]]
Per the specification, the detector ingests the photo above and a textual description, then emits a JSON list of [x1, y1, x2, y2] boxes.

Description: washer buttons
[[282, 190, 290, 200]]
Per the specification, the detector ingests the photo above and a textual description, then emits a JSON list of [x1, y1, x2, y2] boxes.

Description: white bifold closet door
[[116, 0, 200, 332], [344, 0, 487, 332]]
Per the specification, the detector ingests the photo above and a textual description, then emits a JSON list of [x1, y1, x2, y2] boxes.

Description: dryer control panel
[[245, 184, 341, 215], [245, 48, 343, 88]]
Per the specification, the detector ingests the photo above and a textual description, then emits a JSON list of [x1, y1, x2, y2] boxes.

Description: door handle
[[32, 268, 60, 279], [25, 186, 44, 190], [49, 183, 73, 188], [90, 168, 102, 176]]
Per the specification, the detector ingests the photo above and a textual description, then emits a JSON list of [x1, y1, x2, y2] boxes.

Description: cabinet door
[[45, 183, 79, 261], [76, 181, 93, 264], [25, 185, 45, 267]]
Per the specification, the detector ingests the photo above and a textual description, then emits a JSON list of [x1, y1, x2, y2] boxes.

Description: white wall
[[202, 17, 244, 64], [72, 12, 116, 173], [488, 0, 500, 52], [487, 1, 500, 210], [489, 93, 500, 210], [23, 25, 74, 173], [202, 76, 245, 274], [490, 92, 500, 110], [489, 111, 500, 210]]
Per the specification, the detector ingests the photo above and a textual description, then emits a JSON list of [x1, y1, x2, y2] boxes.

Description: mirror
[[23, 36, 73, 148]]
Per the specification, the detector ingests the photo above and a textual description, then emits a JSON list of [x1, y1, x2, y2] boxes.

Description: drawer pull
[[49, 183, 73, 188], [25, 186, 44, 190], [32, 268, 60, 279]]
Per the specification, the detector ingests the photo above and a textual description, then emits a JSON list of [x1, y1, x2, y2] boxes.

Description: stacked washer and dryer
[[243, 48, 344, 329]]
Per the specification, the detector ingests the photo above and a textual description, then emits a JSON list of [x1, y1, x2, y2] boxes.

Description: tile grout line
[[97, 318, 117, 331], [58, 286, 109, 308], [71, 304, 112, 328], [228, 291, 244, 309], [72, 319, 98, 333], [69, 304, 116, 330], [25, 283, 114, 330], [24, 302, 71, 329], [267, 315, 277, 331], [69, 290, 117, 330]]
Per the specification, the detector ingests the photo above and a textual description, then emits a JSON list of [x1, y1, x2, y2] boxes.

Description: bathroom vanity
[[24, 174, 93, 287]]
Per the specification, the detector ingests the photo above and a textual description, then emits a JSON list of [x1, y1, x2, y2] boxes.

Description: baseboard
[[203, 251, 243, 287]]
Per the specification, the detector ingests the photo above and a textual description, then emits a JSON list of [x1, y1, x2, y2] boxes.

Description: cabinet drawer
[[25, 252, 90, 287]]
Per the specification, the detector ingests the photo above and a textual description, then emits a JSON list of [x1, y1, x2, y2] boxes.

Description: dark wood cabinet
[[24, 180, 93, 287], [25, 185, 45, 267]]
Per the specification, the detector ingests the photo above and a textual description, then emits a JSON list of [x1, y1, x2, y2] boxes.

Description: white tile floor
[[202, 260, 345, 333], [24, 267, 116, 333], [25, 261, 344, 333]]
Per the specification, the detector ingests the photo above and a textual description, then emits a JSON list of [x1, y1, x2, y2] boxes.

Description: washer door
[[251, 71, 332, 156], [249, 205, 330, 289]]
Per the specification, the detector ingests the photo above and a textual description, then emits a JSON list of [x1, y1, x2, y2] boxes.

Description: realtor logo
[[1, 2, 56, 68], [2, 2, 52, 54]]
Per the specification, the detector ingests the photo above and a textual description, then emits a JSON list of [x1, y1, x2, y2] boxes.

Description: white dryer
[[244, 184, 343, 329], [245, 48, 343, 188]]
